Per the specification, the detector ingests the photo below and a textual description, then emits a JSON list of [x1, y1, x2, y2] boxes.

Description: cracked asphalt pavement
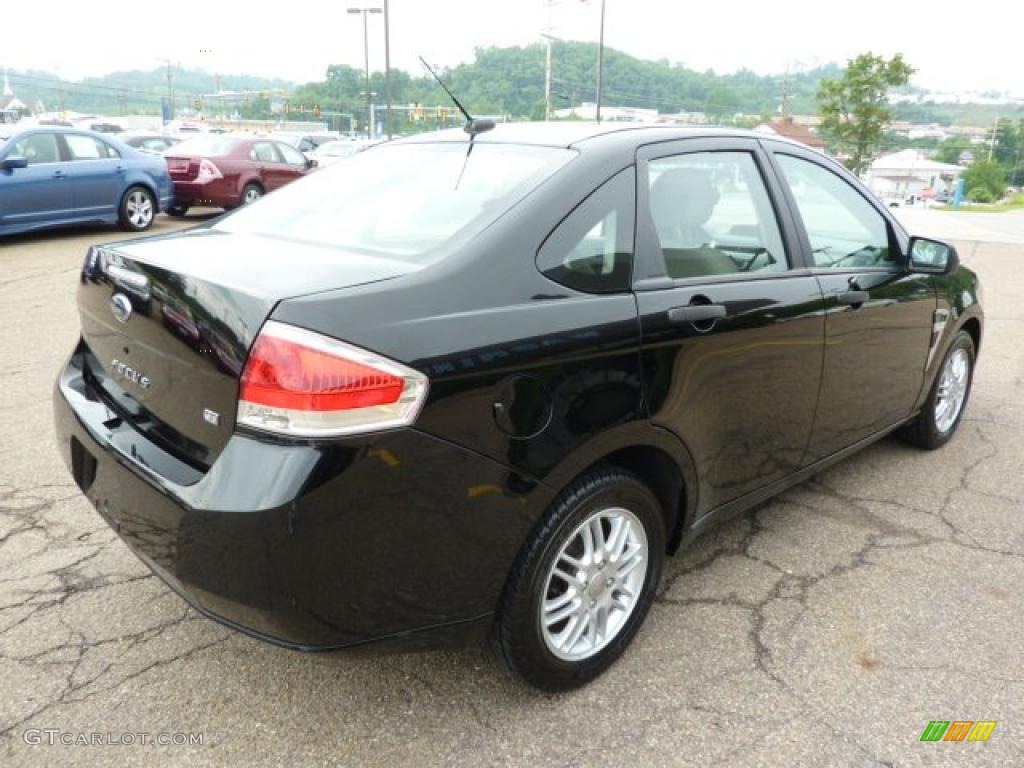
[[1, 215, 1022, 767]]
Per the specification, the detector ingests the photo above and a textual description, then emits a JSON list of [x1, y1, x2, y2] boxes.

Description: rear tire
[[241, 183, 263, 206], [491, 468, 665, 692], [118, 186, 156, 231], [898, 329, 975, 450]]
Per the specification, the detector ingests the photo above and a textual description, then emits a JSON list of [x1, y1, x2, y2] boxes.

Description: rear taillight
[[237, 321, 428, 437], [197, 158, 222, 181]]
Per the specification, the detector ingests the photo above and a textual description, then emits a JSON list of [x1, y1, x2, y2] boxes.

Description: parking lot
[[1, 213, 1022, 767]]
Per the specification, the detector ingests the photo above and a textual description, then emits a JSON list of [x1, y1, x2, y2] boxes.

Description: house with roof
[[1, 69, 28, 123], [755, 116, 828, 152], [863, 149, 963, 200]]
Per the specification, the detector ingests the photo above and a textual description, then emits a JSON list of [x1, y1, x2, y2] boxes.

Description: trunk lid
[[77, 227, 416, 470], [165, 156, 197, 180]]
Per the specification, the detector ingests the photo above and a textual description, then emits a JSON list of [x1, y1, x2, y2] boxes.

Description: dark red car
[[164, 135, 316, 215]]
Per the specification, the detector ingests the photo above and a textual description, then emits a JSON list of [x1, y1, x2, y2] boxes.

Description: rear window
[[215, 142, 575, 261], [170, 136, 240, 156]]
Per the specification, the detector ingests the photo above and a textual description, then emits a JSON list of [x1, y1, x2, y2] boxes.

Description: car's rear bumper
[[170, 180, 239, 208], [54, 342, 550, 650]]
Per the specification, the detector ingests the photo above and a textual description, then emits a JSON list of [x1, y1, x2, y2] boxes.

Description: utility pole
[[595, 0, 606, 123], [988, 116, 1000, 162], [348, 6, 382, 138], [157, 58, 175, 121], [383, 0, 392, 139], [541, 33, 558, 121]]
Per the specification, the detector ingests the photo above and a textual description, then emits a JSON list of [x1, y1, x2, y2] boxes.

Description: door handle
[[668, 304, 727, 324], [836, 290, 869, 307], [52, 170, 66, 178], [115, 165, 126, 173]]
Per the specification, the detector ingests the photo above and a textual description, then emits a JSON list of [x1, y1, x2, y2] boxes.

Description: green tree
[[992, 119, 1024, 186], [817, 53, 915, 175], [934, 136, 975, 165], [962, 158, 1007, 201]]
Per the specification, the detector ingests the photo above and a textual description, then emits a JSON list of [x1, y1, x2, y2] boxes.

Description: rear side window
[[216, 142, 575, 262], [251, 142, 279, 163], [647, 152, 787, 279], [11, 133, 60, 164], [66, 135, 119, 160], [537, 167, 635, 293]]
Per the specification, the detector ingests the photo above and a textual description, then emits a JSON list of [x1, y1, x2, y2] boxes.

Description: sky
[[5, 0, 1021, 95]]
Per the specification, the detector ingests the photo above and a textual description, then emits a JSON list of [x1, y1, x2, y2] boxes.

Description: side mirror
[[306, 157, 318, 169], [1, 155, 28, 170], [908, 236, 959, 275]]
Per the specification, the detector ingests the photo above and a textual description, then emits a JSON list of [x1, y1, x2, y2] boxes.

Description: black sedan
[[54, 123, 983, 691]]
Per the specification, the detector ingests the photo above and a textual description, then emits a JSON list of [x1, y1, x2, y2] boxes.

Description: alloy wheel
[[540, 507, 648, 662], [934, 347, 970, 433], [126, 190, 154, 228]]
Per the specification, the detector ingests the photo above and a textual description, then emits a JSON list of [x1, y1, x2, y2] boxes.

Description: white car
[[311, 140, 361, 167]]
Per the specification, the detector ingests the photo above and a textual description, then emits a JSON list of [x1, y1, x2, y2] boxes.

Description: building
[[0, 69, 28, 123], [553, 103, 659, 122], [864, 149, 963, 200], [755, 117, 828, 151]]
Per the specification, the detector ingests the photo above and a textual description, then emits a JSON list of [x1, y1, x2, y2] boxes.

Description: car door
[[62, 133, 123, 217], [274, 141, 311, 184], [763, 142, 936, 461], [250, 141, 288, 191], [633, 138, 826, 516], [0, 131, 73, 227]]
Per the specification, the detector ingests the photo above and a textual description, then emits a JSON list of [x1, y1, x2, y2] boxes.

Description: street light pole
[[348, 6, 382, 138], [595, 0, 606, 123], [383, 0, 392, 139]]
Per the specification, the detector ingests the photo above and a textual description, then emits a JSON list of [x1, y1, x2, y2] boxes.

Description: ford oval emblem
[[110, 293, 133, 323]]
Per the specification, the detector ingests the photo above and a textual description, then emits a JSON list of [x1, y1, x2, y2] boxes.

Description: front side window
[[216, 142, 575, 262], [537, 167, 635, 293], [647, 152, 787, 279], [66, 135, 118, 160], [776, 154, 897, 269], [277, 143, 307, 166], [11, 133, 60, 164]]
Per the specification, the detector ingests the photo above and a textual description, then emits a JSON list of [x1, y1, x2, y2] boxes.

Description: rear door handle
[[836, 290, 869, 307], [52, 170, 66, 178], [668, 304, 727, 324]]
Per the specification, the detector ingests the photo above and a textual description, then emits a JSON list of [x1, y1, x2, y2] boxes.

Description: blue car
[[0, 126, 174, 236]]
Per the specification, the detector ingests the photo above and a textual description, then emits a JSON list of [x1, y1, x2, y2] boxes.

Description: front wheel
[[118, 186, 156, 231], [899, 329, 975, 449], [492, 468, 665, 692]]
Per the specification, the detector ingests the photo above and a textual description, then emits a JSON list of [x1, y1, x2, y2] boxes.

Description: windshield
[[170, 136, 240, 156], [215, 142, 575, 261]]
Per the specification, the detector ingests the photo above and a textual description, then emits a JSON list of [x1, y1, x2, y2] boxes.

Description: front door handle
[[52, 170, 67, 178], [668, 304, 727, 324], [836, 290, 869, 307]]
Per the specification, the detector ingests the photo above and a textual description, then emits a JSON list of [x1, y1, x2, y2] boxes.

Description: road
[[1, 214, 1022, 767]]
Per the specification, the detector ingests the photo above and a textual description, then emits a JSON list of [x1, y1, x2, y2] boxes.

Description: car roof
[[391, 121, 810, 152]]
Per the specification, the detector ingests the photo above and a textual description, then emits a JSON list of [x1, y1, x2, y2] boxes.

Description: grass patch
[[938, 193, 1024, 213]]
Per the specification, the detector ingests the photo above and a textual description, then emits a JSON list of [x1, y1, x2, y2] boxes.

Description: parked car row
[[0, 124, 369, 237]]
